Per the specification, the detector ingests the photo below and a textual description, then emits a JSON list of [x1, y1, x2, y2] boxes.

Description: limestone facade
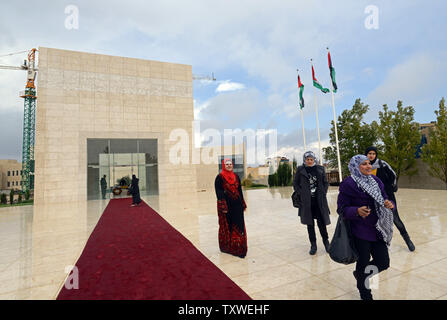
[[34, 47, 196, 204]]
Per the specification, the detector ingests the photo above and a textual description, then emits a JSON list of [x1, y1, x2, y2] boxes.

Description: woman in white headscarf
[[337, 154, 395, 300], [293, 151, 331, 255]]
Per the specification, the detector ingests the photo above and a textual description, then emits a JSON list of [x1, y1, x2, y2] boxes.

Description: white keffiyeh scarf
[[349, 155, 394, 246]]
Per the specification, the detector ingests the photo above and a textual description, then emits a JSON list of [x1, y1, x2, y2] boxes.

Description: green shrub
[[0, 193, 6, 204], [9, 189, 14, 204], [25, 189, 30, 201], [241, 178, 253, 187], [17, 192, 22, 203], [268, 173, 278, 187]]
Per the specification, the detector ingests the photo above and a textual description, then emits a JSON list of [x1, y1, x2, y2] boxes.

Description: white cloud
[[366, 52, 447, 119], [362, 67, 374, 76], [193, 99, 210, 120], [215, 81, 245, 93]]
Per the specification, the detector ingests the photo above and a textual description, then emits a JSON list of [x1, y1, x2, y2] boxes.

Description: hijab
[[220, 158, 237, 185], [364, 146, 397, 185], [303, 151, 317, 167], [365, 146, 379, 168], [348, 155, 394, 246], [131, 174, 138, 185]]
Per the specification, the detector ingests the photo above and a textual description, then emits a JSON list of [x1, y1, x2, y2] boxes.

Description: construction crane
[[0, 48, 38, 192], [192, 72, 216, 81]]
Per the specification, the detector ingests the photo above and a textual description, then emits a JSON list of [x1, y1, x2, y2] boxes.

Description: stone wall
[[34, 47, 196, 203], [398, 159, 446, 190]]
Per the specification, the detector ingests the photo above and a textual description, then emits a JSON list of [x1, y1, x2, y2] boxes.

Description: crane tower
[[20, 48, 38, 192]]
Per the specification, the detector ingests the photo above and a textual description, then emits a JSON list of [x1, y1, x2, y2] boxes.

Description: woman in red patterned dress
[[214, 158, 247, 258]]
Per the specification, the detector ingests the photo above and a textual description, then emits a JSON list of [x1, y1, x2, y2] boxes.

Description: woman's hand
[[384, 200, 394, 209], [357, 206, 371, 219]]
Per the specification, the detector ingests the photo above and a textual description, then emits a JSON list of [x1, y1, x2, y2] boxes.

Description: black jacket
[[293, 165, 331, 226], [375, 159, 397, 202]]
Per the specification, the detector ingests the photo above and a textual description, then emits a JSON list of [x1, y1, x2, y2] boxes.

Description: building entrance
[[87, 139, 158, 200]]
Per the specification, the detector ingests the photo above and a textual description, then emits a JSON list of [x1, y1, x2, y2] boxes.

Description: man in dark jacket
[[100, 175, 107, 199], [293, 151, 331, 255], [130, 174, 142, 207], [365, 146, 415, 251]]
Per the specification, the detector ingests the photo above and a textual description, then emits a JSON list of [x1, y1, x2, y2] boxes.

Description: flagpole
[[300, 108, 306, 150], [297, 69, 306, 150], [327, 47, 343, 182], [331, 88, 342, 182], [311, 59, 322, 165]]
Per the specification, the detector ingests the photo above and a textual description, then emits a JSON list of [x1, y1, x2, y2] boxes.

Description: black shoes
[[309, 241, 317, 255], [353, 271, 374, 300], [402, 233, 415, 252], [308, 240, 329, 255], [360, 289, 373, 300]]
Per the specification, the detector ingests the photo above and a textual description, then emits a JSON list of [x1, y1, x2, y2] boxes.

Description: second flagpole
[[297, 69, 307, 150], [311, 59, 322, 164]]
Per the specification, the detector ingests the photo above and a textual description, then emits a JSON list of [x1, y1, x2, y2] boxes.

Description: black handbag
[[328, 215, 359, 264], [291, 191, 300, 208]]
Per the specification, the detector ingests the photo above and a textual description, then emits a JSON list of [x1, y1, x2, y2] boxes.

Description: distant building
[[247, 165, 269, 185], [266, 156, 291, 175], [416, 121, 437, 158], [419, 121, 437, 145], [0, 160, 22, 191]]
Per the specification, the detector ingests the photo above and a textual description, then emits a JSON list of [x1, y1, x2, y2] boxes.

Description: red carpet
[[57, 198, 251, 300]]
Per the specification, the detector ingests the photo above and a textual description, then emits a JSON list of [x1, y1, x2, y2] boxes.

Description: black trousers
[[353, 237, 390, 293], [388, 193, 408, 236], [307, 197, 328, 242]]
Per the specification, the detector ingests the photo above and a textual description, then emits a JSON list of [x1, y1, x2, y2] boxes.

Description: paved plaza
[[1, 186, 447, 300]]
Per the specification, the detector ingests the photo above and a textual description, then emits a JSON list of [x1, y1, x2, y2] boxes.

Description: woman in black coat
[[293, 151, 331, 255], [130, 174, 142, 207], [365, 146, 415, 251]]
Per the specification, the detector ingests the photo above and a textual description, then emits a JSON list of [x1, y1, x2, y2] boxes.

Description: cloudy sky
[[1, 0, 446, 164]]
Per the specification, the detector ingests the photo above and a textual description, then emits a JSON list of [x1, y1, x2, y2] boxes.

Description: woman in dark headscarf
[[337, 154, 395, 300], [214, 158, 247, 258], [293, 151, 331, 255], [365, 146, 415, 251], [130, 174, 141, 207]]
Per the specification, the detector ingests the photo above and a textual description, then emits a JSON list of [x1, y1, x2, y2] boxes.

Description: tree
[[17, 192, 22, 204], [268, 173, 278, 187], [242, 174, 253, 187], [276, 162, 292, 186], [277, 163, 285, 186], [292, 157, 297, 177], [323, 99, 380, 178], [421, 98, 447, 189], [0, 193, 7, 205], [375, 101, 420, 181], [25, 189, 30, 201], [9, 189, 14, 205]]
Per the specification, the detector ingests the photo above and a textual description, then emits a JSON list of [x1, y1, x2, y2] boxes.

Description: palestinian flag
[[328, 51, 338, 93], [312, 65, 329, 94], [298, 74, 304, 109]]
